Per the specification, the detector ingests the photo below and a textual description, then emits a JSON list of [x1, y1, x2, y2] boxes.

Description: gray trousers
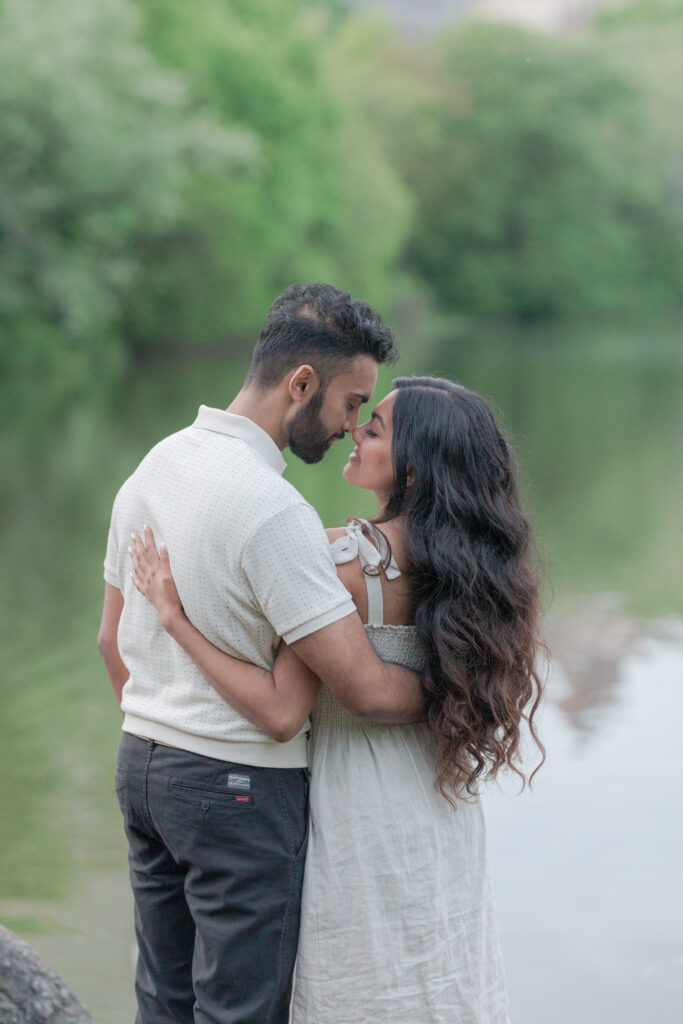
[[115, 733, 308, 1024]]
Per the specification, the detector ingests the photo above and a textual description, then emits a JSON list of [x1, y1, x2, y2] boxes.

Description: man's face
[[287, 355, 378, 464]]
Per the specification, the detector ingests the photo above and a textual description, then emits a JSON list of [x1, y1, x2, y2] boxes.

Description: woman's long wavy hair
[[376, 376, 545, 800]]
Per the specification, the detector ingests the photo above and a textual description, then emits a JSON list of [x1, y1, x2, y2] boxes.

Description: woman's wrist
[[160, 604, 185, 635]]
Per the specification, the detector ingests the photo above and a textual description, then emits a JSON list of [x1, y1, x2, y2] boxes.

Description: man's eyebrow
[[371, 410, 385, 428]]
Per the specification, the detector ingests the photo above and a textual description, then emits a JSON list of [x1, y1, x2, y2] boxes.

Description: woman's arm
[[130, 527, 321, 742]]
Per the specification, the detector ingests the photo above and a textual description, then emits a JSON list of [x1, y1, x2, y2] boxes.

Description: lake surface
[[485, 615, 683, 1024], [1, 326, 681, 1021]]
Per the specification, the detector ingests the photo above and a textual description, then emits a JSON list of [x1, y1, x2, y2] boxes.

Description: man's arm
[[243, 506, 425, 724], [97, 582, 129, 706], [289, 612, 424, 723]]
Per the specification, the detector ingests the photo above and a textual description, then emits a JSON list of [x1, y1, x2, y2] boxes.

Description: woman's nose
[[350, 424, 364, 444]]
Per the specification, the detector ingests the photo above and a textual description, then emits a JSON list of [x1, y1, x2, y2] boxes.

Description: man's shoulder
[[188, 435, 320, 540], [128, 424, 276, 489], [262, 470, 308, 507], [242, 479, 331, 558], [108, 425, 190, 497], [112, 423, 319, 535], [117, 424, 194, 479], [247, 479, 321, 537]]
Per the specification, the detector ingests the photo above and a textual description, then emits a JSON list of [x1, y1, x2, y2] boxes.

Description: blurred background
[[1, 0, 681, 1021]]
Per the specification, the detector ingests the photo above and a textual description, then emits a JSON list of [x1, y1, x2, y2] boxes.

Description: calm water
[[486, 616, 683, 1024], [1, 328, 681, 1021]]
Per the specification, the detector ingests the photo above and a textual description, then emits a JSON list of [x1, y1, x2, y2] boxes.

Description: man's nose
[[343, 408, 360, 433]]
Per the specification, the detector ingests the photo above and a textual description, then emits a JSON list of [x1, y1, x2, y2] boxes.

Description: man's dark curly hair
[[245, 283, 398, 390]]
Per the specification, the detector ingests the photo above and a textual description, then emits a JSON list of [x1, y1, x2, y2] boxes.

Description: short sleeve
[[242, 504, 356, 644], [103, 497, 121, 589]]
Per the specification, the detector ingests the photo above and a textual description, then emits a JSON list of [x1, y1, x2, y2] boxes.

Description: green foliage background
[[1, 0, 681, 426]]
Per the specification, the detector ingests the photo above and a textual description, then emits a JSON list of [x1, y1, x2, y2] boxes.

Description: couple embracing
[[98, 283, 543, 1024]]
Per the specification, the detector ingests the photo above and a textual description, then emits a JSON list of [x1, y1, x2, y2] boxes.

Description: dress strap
[[355, 518, 388, 627], [329, 518, 402, 628], [364, 570, 384, 627]]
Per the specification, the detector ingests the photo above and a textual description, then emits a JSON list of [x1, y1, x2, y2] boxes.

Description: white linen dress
[[291, 521, 511, 1024]]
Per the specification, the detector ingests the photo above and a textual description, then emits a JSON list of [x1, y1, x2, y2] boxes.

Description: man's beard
[[287, 386, 342, 464]]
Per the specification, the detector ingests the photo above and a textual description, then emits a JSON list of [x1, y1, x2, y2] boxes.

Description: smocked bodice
[[313, 623, 425, 728], [363, 623, 424, 670]]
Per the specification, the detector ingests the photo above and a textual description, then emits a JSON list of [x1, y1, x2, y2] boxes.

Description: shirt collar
[[191, 405, 287, 476]]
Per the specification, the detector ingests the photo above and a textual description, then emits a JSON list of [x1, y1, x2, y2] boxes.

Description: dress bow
[[329, 519, 402, 579]]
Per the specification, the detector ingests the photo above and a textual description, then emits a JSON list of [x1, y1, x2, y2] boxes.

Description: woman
[[130, 376, 544, 1024]]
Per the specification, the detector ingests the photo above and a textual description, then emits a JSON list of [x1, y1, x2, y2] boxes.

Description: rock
[[0, 926, 93, 1024]]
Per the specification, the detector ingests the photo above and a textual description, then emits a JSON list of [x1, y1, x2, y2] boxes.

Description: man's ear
[[288, 364, 320, 404]]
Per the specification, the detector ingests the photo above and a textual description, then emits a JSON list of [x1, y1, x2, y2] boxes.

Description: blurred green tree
[[595, 1, 683, 246], [361, 22, 682, 322], [0, 0, 409, 422], [597, 0, 683, 27], [127, 0, 409, 351], [0, 0, 241, 421]]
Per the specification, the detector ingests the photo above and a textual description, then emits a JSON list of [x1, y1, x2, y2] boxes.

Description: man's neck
[[226, 387, 288, 450]]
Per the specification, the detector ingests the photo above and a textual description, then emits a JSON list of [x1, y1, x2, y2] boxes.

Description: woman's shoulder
[[324, 520, 368, 555], [325, 524, 365, 576], [325, 526, 349, 544]]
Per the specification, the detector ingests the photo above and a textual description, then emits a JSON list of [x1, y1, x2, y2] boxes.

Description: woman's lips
[[348, 449, 360, 462]]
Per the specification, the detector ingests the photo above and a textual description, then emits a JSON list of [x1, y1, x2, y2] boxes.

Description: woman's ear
[[287, 364, 320, 404], [406, 465, 416, 487]]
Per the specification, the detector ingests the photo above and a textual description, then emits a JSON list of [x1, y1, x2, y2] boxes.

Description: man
[[98, 283, 423, 1024]]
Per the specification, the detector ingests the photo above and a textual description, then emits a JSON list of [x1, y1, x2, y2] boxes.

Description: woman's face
[[343, 390, 397, 503]]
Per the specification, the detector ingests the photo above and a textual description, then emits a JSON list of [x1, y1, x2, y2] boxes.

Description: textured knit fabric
[[291, 524, 511, 1024], [104, 406, 356, 767]]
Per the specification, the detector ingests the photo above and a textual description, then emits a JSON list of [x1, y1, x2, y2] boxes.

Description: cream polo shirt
[[104, 405, 356, 768]]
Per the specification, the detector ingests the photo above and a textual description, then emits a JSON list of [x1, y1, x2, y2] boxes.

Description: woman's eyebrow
[[371, 411, 385, 428]]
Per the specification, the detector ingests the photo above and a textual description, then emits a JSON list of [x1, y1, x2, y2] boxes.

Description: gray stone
[[0, 927, 93, 1024]]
